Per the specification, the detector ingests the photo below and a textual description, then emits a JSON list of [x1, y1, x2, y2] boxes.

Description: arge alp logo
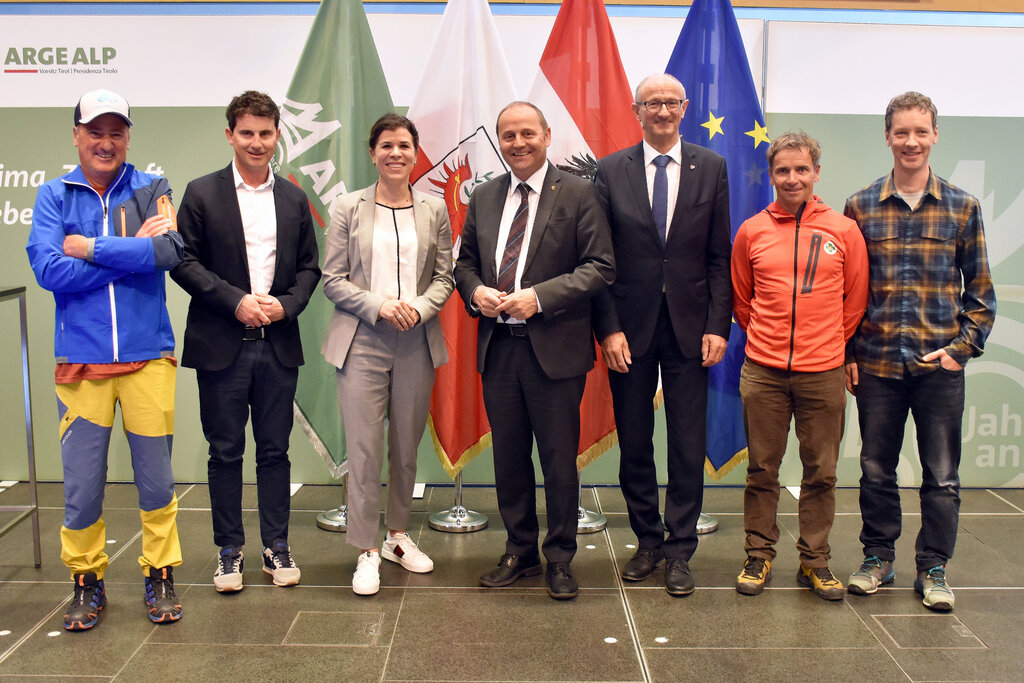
[[412, 126, 507, 255], [275, 98, 344, 228], [4, 46, 118, 74]]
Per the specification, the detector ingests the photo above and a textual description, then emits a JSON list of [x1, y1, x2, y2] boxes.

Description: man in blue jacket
[[27, 89, 185, 631]]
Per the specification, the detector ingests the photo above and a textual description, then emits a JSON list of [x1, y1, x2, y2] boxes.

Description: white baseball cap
[[74, 89, 133, 126]]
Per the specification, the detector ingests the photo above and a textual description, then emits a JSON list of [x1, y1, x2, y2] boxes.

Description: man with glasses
[[593, 73, 732, 596]]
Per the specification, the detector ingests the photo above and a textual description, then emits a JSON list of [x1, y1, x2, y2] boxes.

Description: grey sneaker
[[847, 555, 894, 595], [914, 566, 954, 612], [213, 546, 244, 593]]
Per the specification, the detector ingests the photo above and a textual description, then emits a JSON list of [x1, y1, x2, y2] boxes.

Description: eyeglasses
[[638, 100, 684, 113]]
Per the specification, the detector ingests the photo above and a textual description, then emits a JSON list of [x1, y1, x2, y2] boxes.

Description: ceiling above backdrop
[[3, 0, 1024, 14]]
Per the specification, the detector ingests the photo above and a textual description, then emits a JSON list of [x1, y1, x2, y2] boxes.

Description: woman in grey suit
[[321, 114, 454, 595]]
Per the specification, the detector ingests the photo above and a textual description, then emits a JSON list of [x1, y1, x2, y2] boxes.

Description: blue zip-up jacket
[[26, 163, 184, 363]]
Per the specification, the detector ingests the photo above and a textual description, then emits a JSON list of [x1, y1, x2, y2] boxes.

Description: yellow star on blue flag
[[745, 121, 770, 148], [701, 111, 725, 140]]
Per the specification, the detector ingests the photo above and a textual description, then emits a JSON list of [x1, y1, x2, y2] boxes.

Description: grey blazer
[[321, 183, 454, 369]]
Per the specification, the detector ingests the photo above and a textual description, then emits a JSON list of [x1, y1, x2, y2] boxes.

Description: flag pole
[[316, 472, 348, 532], [576, 474, 606, 533], [428, 472, 487, 533]]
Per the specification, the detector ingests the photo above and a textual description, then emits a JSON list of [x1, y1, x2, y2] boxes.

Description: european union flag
[[666, 0, 773, 477]]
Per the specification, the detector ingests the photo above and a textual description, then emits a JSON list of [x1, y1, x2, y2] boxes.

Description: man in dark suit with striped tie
[[454, 101, 614, 600]]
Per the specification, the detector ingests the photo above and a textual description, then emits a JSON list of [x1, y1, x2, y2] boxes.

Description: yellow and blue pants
[[55, 358, 182, 579]]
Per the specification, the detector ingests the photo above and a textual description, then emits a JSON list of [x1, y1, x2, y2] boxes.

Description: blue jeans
[[856, 368, 965, 572]]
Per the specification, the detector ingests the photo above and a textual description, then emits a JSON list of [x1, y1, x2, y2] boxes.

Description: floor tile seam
[[986, 489, 1024, 513], [849, 599, 916, 681], [0, 527, 147, 668], [126, 642, 392, 650], [378, 542, 419, 683], [0, 676, 112, 680], [379, 679, 641, 683], [640, 645, 889, 651], [0, 597, 70, 666], [171, 483, 198, 503], [110, 627, 157, 681], [597, 510, 653, 683]]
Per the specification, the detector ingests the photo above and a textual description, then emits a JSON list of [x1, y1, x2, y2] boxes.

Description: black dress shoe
[[545, 562, 579, 600], [479, 553, 541, 587], [621, 548, 665, 581], [664, 558, 695, 596]]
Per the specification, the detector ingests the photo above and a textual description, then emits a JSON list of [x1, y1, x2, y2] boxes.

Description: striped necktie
[[497, 182, 530, 294]]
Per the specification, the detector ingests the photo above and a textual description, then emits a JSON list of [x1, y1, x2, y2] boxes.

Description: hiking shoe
[[213, 546, 244, 593], [847, 555, 894, 595], [381, 532, 434, 573], [797, 564, 845, 601], [915, 566, 955, 612], [144, 566, 182, 624], [64, 572, 106, 631], [736, 556, 772, 596], [353, 550, 381, 596], [262, 539, 301, 587]]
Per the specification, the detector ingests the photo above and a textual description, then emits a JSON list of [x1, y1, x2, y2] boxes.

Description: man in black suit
[[593, 74, 732, 596], [455, 101, 614, 600], [171, 91, 320, 593]]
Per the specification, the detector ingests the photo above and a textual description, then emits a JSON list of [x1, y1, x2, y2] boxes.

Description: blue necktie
[[652, 155, 671, 245]]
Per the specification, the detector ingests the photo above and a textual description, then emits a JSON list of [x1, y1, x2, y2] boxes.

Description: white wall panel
[[765, 22, 1024, 116]]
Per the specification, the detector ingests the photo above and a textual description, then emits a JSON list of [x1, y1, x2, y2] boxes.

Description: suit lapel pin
[[690, 164, 696, 170], [551, 185, 556, 191]]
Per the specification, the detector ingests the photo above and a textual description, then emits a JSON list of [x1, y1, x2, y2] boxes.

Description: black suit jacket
[[454, 163, 614, 380], [592, 140, 732, 358], [171, 164, 321, 371]]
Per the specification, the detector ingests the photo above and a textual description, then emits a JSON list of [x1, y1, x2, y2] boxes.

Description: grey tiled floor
[[1, 482, 1022, 682]]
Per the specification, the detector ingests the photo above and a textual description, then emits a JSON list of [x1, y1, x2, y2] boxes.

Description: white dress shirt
[[369, 203, 418, 302], [232, 161, 277, 296], [492, 162, 548, 324], [642, 139, 682, 239]]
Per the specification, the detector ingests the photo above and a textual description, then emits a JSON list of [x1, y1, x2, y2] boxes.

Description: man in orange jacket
[[731, 131, 869, 600]]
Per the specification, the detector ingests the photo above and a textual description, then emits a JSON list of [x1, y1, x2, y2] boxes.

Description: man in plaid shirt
[[843, 92, 996, 612]]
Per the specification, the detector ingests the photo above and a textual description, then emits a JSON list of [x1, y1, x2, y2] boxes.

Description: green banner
[[276, 0, 395, 477]]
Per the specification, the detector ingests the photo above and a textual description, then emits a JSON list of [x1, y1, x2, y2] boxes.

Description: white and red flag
[[407, 0, 517, 478], [527, 0, 642, 467]]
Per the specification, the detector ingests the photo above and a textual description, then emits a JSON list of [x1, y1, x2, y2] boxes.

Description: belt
[[497, 323, 528, 338], [242, 326, 266, 341]]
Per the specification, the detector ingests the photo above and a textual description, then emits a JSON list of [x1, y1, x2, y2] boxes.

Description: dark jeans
[[197, 339, 297, 550], [856, 368, 965, 572]]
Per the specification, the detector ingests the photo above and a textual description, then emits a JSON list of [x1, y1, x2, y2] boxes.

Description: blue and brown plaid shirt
[[844, 171, 996, 379]]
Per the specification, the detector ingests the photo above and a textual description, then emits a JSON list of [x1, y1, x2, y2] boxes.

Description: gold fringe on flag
[[705, 446, 748, 481], [427, 415, 493, 481], [576, 430, 619, 471]]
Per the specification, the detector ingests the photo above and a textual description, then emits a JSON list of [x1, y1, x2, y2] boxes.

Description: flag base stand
[[576, 479, 606, 533], [429, 473, 487, 533], [317, 506, 348, 532], [317, 473, 348, 532], [696, 512, 719, 534], [577, 506, 607, 533]]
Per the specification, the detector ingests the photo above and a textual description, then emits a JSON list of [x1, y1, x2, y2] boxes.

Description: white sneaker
[[213, 547, 244, 593], [353, 551, 381, 596], [381, 532, 434, 573]]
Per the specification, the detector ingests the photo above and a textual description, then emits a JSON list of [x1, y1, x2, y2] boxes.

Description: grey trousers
[[336, 321, 435, 550]]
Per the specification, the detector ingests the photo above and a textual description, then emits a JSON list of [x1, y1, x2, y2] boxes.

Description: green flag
[[276, 0, 395, 477]]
